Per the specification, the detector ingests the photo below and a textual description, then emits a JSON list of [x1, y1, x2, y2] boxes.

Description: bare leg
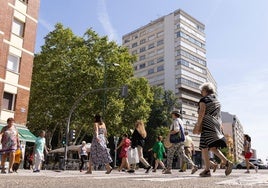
[[9, 152, 15, 172], [1, 154, 7, 173], [201, 148, 210, 171]]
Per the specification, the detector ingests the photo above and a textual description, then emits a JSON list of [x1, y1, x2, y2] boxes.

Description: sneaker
[[225, 161, 233, 176], [127, 169, 135, 173], [162, 169, 172, 174], [152, 169, 156, 172], [1, 170, 6, 174], [179, 169, 185, 172], [145, 166, 152, 173], [244, 170, 250, 173], [33, 170, 40, 173], [199, 170, 211, 177], [191, 165, 198, 174]]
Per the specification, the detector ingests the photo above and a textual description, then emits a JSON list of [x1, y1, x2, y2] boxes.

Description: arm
[[116, 140, 124, 150], [193, 102, 206, 134], [94, 123, 100, 142]]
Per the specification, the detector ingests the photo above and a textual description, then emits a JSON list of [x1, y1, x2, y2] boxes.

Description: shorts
[[245, 152, 252, 159]]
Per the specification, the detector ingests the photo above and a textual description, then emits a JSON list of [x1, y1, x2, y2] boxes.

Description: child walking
[[152, 136, 166, 172]]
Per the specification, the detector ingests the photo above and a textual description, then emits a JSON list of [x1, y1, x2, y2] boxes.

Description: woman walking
[[243, 134, 258, 173], [86, 114, 113, 174], [193, 82, 233, 177]]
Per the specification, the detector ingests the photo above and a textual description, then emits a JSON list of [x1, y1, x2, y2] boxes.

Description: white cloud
[[97, 0, 119, 42], [38, 17, 54, 32]]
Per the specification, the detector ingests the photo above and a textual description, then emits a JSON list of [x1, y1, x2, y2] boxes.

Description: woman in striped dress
[[193, 82, 233, 177]]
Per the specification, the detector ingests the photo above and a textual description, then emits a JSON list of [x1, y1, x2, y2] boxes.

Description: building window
[[139, 63, 146, 69], [157, 57, 164, 63], [140, 47, 146, 53], [140, 39, 146, 44], [139, 55, 146, 61], [12, 19, 25, 37], [148, 68, 154, 74], [132, 42, 138, 48], [157, 65, 164, 72], [157, 40, 164, 46], [148, 43, 155, 49], [2, 92, 16, 111], [7, 54, 20, 73]]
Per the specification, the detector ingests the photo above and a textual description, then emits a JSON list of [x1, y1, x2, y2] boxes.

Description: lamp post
[[113, 136, 119, 168]]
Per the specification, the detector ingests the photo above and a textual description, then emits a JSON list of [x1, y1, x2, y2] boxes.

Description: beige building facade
[[122, 10, 215, 160]]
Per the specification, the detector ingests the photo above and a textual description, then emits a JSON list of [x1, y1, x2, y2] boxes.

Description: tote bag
[[127, 147, 139, 164]]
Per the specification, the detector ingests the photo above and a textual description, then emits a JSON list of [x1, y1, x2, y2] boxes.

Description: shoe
[[255, 166, 258, 173], [179, 169, 185, 172], [8, 170, 14, 174], [152, 169, 156, 172], [162, 169, 171, 174], [145, 166, 152, 173], [245, 171, 250, 173], [225, 161, 233, 176], [191, 165, 198, 174], [105, 167, 113, 174], [199, 170, 211, 177], [33, 170, 40, 173], [85, 170, 92, 174], [1, 170, 6, 174], [127, 169, 135, 173], [212, 163, 217, 173], [162, 168, 166, 173]]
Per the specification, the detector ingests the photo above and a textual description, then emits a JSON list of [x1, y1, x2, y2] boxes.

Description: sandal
[[199, 170, 211, 177], [105, 167, 113, 174]]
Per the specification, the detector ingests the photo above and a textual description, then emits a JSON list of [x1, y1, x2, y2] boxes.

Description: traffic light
[[69, 129, 76, 140], [62, 137, 66, 145]]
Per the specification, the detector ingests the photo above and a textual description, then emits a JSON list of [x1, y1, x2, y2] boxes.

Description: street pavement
[[0, 168, 267, 188]]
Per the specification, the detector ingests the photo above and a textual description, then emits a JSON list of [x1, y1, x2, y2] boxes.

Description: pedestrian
[[33, 130, 49, 172], [151, 136, 166, 172], [163, 111, 198, 174], [181, 131, 195, 172], [115, 133, 131, 172], [193, 82, 233, 177], [129, 120, 152, 173], [0, 117, 20, 174], [243, 134, 258, 173], [86, 114, 113, 174], [79, 141, 88, 172]]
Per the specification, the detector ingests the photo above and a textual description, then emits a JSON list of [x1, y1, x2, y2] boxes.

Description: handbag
[[127, 147, 139, 164], [169, 121, 185, 143]]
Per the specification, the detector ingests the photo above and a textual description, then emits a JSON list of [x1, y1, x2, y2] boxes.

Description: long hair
[[135, 120, 147, 138], [94, 114, 103, 125]]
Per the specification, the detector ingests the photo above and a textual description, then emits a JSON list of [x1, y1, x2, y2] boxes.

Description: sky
[[35, 0, 268, 162]]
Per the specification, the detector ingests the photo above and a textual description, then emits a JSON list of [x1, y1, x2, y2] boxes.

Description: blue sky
[[36, 0, 268, 162]]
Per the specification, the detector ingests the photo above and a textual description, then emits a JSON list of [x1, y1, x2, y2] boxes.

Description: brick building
[[0, 0, 40, 159]]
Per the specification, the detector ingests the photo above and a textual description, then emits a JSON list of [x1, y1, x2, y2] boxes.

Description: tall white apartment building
[[122, 10, 215, 157]]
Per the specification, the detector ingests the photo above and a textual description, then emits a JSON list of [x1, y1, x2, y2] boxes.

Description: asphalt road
[[0, 169, 267, 188]]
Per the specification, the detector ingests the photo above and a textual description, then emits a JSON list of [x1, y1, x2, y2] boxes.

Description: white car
[[235, 158, 267, 169]]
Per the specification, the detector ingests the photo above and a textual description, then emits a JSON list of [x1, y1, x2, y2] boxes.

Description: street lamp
[[113, 136, 119, 168]]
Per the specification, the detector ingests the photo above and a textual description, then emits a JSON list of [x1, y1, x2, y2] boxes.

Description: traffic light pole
[[64, 85, 127, 170]]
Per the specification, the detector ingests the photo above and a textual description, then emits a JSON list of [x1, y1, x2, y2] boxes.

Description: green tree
[[28, 24, 135, 148]]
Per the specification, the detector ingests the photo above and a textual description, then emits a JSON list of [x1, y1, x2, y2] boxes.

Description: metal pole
[[113, 136, 119, 168], [102, 61, 107, 118]]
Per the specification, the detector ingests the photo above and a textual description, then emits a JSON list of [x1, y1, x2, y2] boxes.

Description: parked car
[[235, 158, 267, 169]]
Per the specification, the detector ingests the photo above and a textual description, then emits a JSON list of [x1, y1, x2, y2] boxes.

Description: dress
[[90, 127, 112, 165], [152, 141, 165, 160], [0, 126, 19, 153], [119, 138, 131, 158], [199, 94, 227, 149]]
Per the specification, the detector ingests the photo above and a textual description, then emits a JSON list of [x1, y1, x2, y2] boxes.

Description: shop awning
[[0, 124, 36, 143]]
